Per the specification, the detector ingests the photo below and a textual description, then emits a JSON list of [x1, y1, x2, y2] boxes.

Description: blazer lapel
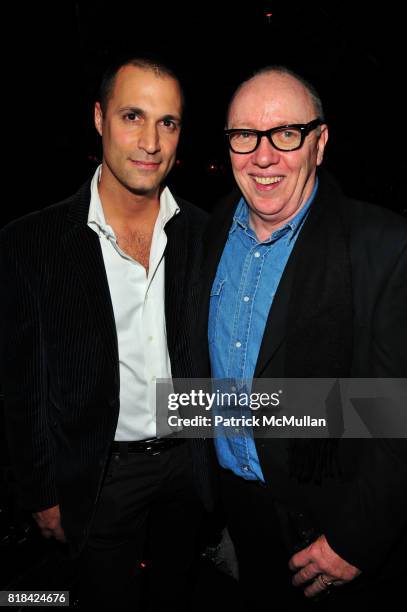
[[284, 187, 353, 377], [253, 190, 326, 378], [254, 175, 353, 378], [163, 206, 188, 361], [253, 196, 327, 377], [62, 181, 119, 367], [201, 191, 238, 282], [253, 251, 295, 377], [198, 190, 241, 338]]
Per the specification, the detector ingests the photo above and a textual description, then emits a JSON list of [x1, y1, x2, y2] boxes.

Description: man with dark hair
[[98, 57, 185, 115], [198, 65, 407, 609], [0, 57, 208, 610]]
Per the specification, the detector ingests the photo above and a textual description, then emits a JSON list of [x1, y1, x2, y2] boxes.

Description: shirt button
[[243, 296, 250, 302], [148, 336, 153, 342], [151, 376, 156, 381], [254, 251, 260, 258], [231, 386, 237, 392], [235, 341, 242, 348], [235, 428, 240, 433]]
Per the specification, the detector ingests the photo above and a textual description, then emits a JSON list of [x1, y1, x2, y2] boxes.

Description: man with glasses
[[198, 66, 407, 608]]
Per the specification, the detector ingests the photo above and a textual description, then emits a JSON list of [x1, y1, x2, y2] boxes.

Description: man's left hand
[[289, 534, 361, 598]]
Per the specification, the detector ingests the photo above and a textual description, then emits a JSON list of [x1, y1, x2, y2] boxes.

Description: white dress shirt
[[88, 165, 179, 440]]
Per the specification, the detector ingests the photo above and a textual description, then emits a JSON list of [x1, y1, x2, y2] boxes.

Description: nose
[[252, 135, 280, 167], [138, 123, 161, 155]]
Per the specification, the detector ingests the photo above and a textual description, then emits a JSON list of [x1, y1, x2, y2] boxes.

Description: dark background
[[0, 1, 405, 601], [4, 0, 406, 228]]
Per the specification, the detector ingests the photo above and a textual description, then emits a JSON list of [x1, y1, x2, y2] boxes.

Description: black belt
[[111, 437, 186, 456]]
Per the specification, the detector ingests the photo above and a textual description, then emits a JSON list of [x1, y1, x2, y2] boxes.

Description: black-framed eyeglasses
[[224, 118, 323, 154]]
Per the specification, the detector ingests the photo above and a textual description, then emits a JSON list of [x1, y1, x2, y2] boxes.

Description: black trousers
[[220, 468, 402, 611], [78, 442, 203, 611]]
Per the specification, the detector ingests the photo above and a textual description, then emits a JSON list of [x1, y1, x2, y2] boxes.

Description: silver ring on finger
[[317, 574, 334, 589]]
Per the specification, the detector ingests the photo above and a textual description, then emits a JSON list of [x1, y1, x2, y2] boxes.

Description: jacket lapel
[[283, 182, 353, 377], [255, 175, 353, 378], [253, 251, 295, 377], [163, 204, 188, 362], [202, 191, 239, 276], [253, 194, 326, 378], [62, 180, 119, 367], [199, 190, 240, 337]]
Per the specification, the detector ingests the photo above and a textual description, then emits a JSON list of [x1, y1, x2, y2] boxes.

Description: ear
[[94, 102, 103, 136], [316, 124, 329, 166]]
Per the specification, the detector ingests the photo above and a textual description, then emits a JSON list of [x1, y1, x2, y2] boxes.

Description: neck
[[248, 211, 297, 242], [98, 164, 160, 231], [248, 214, 276, 242]]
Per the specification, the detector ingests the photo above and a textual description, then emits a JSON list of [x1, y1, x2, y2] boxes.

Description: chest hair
[[116, 227, 154, 272]]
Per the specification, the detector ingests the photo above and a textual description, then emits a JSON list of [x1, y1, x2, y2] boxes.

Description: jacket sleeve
[[0, 237, 58, 512], [372, 240, 407, 376], [325, 241, 407, 572]]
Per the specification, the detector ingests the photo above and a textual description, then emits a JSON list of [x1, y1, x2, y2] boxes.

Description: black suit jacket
[[198, 171, 407, 575], [0, 178, 210, 556]]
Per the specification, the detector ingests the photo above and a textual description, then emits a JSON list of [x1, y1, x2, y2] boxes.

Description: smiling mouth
[[253, 176, 284, 185]]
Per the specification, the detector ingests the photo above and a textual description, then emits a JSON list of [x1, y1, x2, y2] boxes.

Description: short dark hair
[[226, 65, 324, 125], [98, 56, 185, 115]]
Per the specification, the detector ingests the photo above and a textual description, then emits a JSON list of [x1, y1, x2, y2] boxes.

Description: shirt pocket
[[208, 278, 226, 345]]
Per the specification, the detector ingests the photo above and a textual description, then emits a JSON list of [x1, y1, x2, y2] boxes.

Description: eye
[[123, 112, 140, 122], [281, 130, 296, 140], [231, 131, 255, 142], [161, 118, 178, 131]]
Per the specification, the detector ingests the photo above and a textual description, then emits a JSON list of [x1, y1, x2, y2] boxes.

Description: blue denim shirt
[[209, 181, 318, 480]]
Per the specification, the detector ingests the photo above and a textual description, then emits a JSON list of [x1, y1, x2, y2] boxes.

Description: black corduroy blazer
[[0, 178, 210, 556]]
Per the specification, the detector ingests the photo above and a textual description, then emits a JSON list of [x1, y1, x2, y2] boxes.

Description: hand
[[289, 534, 360, 598], [32, 504, 66, 543]]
